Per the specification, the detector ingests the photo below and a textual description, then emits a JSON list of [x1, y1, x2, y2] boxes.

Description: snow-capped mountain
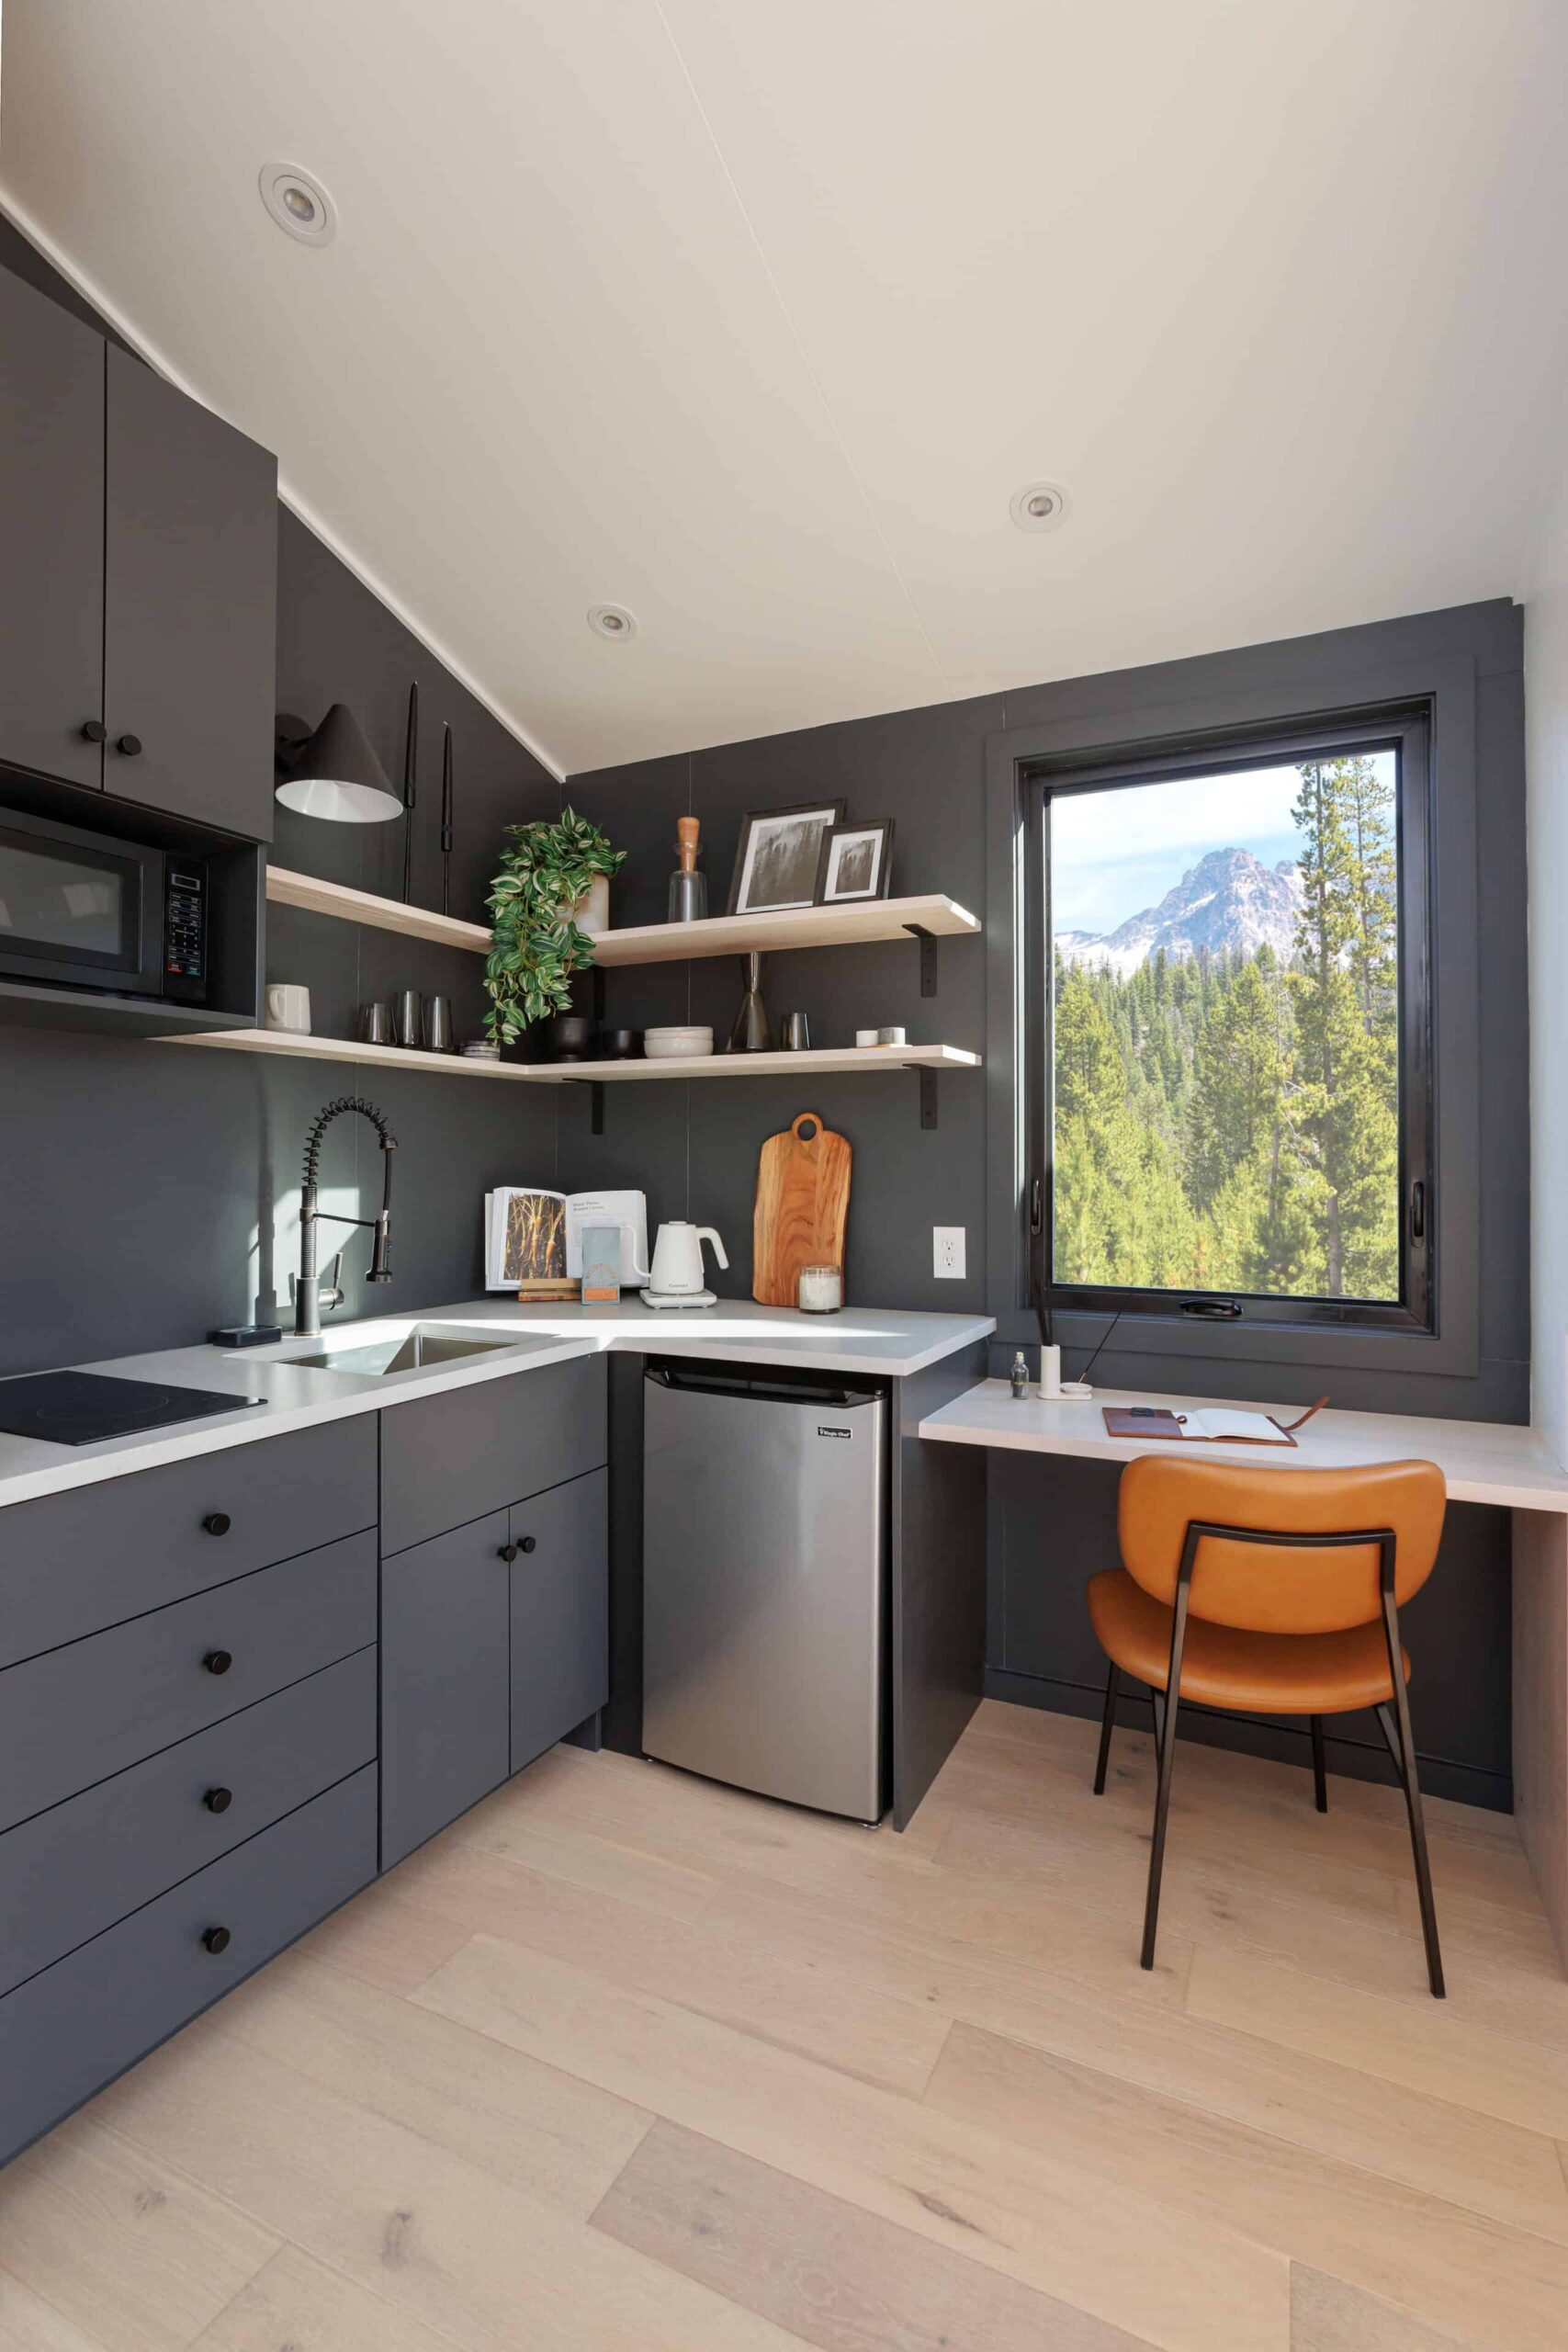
[[1058, 847, 1303, 978]]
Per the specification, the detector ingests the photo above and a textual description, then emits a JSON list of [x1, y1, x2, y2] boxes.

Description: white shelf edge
[[156, 1029, 980, 1083], [265, 866, 979, 965]]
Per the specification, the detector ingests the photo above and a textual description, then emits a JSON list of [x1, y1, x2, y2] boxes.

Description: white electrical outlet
[[933, 1226, 966, 1279]]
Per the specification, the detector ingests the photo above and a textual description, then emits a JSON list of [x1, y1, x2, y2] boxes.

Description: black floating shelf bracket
[[919, 1069, 939, 1130], [905, 922, 939, 998], [590, 1081, 604, 1137]]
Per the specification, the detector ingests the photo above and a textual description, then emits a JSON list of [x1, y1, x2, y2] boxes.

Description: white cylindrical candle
[[1038, 1343, 1063, 1398], [797, 1263, 843, 1314]]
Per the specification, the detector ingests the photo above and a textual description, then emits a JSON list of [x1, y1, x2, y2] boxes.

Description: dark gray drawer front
[[511, 1468, 609, 1773], [0, 1766, 376, 2170], [380, 1355, 607, 1555], [0, 1647, 376, 1999], [0, 1417, 378, 1669], [0, 1531, 377, 1834]]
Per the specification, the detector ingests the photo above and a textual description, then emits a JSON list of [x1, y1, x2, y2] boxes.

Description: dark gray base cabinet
[[0, 1767, 376, 2171], [512, 1468, 609, 1774], [380, 1509, 512, 1871], [380, 1467, 610, 1870]]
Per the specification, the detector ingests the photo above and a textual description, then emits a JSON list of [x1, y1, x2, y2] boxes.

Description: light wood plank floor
[[3, 1700, 1565, 2352]]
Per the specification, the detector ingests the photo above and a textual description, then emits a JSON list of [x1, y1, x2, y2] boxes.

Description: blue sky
[[1052, 763, 1305, 937]]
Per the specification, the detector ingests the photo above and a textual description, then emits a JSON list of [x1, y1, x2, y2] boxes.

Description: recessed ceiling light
[[588, 604, 637, 641], [259, 163, 337, 247], [1010, 481, 1069, 533]]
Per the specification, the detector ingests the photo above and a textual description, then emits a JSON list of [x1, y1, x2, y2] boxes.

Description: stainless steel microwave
[[0, 803, 208, 1004]]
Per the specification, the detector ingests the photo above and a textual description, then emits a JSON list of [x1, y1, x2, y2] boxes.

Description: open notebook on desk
[[1101, 1398, 1328, 1447]]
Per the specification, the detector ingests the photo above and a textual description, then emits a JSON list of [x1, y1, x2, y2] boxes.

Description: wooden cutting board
[[753, 1111, 852, 1307]]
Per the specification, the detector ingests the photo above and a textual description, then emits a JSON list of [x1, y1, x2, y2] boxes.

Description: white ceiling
[[3, 1, 1566, 779]]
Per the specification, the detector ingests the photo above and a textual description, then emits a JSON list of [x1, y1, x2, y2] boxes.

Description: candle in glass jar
[[797, 1263, 842, 1314]]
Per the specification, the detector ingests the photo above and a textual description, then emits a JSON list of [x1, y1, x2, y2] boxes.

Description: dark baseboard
[[982, 1667, 1513, 1815]]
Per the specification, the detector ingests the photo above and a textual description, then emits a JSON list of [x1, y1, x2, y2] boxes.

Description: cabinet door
[[381, 1510, 511, 1869], [510, 1469, 609, 1773], [103, 345, 276, 838], [0, 267, 106, 788]]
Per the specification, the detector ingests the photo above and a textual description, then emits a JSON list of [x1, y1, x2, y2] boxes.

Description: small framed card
[[818, 818, 894, 903]]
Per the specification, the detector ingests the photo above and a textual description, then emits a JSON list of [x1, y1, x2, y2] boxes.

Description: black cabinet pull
[[201, 1925, 231, 1955], [203, 1648, 232, 1676], [79, 718, 107, 743], [203, 1786, 232, 1814], [114, 732, 142, 756], [518, 1535, 537, 1554], [497, 1543, 519, 1563], [201, 1512, 231, 1537]]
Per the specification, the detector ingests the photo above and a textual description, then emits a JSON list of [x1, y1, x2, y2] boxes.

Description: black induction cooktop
[[0, 1371, 260, 1446]]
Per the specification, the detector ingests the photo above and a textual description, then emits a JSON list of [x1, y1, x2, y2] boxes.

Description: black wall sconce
[[274, 705, 401, 823]]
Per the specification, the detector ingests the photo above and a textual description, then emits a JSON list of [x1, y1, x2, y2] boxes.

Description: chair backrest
[[1117, 1454, 1447, 1634]]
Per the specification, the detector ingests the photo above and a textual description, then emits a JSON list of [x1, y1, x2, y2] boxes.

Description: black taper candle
[[440, 723, 454, 916], [400, 681, 418, 903]]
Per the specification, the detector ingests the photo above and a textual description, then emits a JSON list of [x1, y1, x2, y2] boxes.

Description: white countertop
[[918, 1380, 1568, 1513], [0, 1298, 994, 1512]]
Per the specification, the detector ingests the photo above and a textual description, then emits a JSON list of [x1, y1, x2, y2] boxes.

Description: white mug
[[265, 983, 311, 1035]]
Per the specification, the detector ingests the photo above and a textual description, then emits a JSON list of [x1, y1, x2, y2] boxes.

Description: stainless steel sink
[[291, 1325, 518, 1376]]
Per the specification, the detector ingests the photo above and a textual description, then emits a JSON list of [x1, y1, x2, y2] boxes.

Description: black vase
[[538, 1012, 595, 1062]]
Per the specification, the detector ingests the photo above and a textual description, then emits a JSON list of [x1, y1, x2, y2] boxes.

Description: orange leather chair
[[1087, 1453, 1447, 1996]]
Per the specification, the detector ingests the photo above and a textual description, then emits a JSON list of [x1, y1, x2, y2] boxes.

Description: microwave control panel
[[163, 864, 208, 1001]]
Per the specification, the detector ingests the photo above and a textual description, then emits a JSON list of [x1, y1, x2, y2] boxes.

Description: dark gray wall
[[0, 228, 559, 1374], [566, 604, 1527, 1804]]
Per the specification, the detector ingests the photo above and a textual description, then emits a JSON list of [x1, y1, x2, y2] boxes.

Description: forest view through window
[[1046, 745, 1405, 1307]]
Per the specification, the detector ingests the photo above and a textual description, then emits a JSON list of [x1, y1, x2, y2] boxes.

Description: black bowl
[[598, 1027, 643, 1060], [538, 1012, 595, 1062]]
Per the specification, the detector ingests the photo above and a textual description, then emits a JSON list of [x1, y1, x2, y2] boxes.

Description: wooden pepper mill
[[668, 815, 708, 922]]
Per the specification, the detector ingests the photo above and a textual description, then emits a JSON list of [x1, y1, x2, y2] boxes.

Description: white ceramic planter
[[573, 876, 611, 935]]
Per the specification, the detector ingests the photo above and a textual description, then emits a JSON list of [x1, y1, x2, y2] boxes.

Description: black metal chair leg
[[1141, 1592, 1190, 1972], [1310, 1714, 1328, 1813], [1149, 1685, 1166, 1758], [1382, 1599, 1445, 1998], [1093, 1663, 1120, 1794]]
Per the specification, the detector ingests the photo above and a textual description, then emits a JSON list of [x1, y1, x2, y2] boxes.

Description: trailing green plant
[[483, 807, 626, 1043]]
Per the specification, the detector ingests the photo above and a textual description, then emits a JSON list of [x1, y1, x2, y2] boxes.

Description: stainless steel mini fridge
[[641, 1359, 888, 1823]]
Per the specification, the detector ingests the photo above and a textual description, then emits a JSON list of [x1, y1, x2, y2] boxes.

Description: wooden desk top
[[918, 1382, 1568, 1512]]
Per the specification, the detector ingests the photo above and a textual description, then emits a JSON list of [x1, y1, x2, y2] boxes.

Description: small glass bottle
[[668, 815, 708, 923], [1010, 1350, 1030, 1399]]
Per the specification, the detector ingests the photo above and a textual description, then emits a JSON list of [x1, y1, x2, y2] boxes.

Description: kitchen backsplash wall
[[0, 224, 559, 1376], [563, 603, 1527, 1806]]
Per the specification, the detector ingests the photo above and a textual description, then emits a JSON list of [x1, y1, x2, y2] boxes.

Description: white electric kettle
[[642, 1220, 728, 1306]]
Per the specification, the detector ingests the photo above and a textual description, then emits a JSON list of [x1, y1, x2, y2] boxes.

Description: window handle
[[1029, 1177, 1043, 1237], [1410, 1181, 1427, 1243], [1180, 1298, 1242, 1320]]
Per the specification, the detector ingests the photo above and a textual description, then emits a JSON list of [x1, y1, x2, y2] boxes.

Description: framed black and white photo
[[728, 799, 845, 915], [818, 819, 894, 904]]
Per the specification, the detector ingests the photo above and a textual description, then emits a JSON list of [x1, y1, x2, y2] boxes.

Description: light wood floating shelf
[[265, 867, 491, 954], [158, 1029, 980, 1086], [265, 866, 978, 966]]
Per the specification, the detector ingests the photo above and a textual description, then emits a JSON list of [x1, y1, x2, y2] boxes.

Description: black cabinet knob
[[114, 732, 143, 756], [203, 1786, 232, 1814], [519, 1535, 537, 1555], [201, 1925, 231, 1955], [79, 719, 107, 743], [497, 1543, 519, 1563], [201, 1512, 231, 1537], [203, 1648, 232, 1676]]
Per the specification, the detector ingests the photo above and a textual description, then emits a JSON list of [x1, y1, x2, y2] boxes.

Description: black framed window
[[1022, 705, 1433, 1335]]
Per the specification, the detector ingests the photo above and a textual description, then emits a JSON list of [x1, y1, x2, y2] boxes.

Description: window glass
[[1048, 751, 1401, 1304]]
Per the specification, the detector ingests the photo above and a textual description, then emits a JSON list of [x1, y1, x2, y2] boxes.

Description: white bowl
[[644, 1030, 714, 1059]]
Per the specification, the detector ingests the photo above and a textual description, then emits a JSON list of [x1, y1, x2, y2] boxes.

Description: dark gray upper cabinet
[[103, 345, 277, 839], [380, 1510, 512, 1870], [0, 268, 106, 791]]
